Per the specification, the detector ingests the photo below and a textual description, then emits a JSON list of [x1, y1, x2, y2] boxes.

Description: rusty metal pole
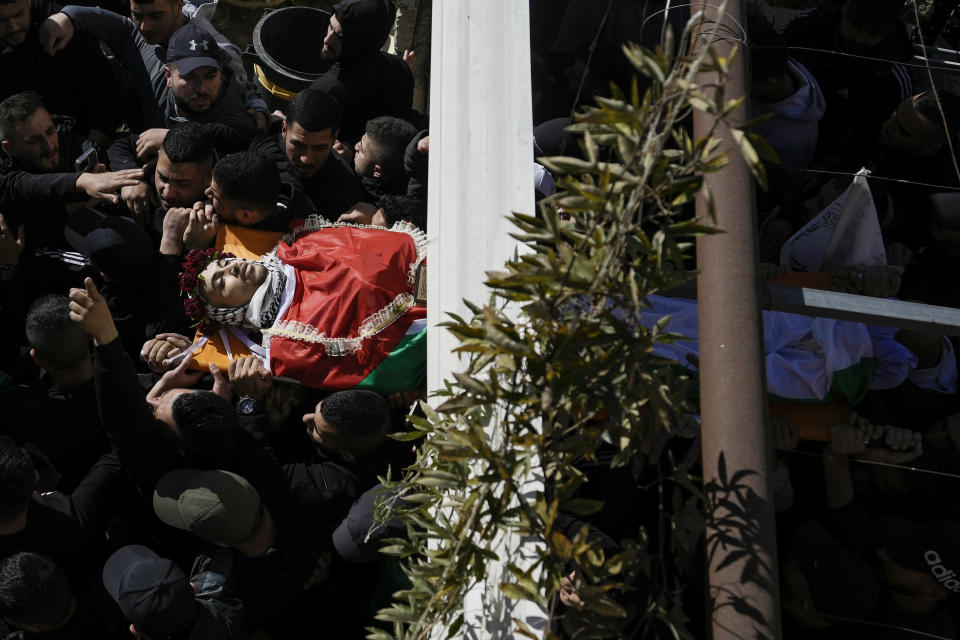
[[692, 1, 782, 638]]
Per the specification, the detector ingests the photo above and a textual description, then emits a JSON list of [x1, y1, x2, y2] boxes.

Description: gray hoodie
[[62, 4, 256, 131]]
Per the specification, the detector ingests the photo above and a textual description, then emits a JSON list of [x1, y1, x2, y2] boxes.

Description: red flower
[[178, 249, 235, 330]]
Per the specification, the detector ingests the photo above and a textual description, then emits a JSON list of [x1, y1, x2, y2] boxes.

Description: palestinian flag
[[636, 295, 915, 407]]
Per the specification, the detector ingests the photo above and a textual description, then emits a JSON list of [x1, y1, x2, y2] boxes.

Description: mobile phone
[[74, 147, 97, 173]]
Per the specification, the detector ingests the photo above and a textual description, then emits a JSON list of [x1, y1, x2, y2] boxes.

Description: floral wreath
[[179, 248, 235, 333]]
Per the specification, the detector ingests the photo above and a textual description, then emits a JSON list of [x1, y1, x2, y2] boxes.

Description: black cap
[[166, 23, 223, 75], [64, 208, 155, 279], [332, 484, 404, 562], [102, 545, 198, 639]]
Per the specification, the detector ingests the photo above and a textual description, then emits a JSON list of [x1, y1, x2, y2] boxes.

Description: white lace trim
[[262, 292, 415, 356]]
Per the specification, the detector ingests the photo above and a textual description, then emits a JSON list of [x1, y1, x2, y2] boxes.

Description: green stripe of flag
[[356, 328, 427, 394]]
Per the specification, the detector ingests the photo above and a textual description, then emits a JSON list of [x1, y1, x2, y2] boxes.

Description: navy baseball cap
[[332, 484, 405, 563], [166, 23, 222, 75]]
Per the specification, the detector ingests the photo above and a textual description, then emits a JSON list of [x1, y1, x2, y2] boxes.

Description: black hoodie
[[308, 0, 413, 145]]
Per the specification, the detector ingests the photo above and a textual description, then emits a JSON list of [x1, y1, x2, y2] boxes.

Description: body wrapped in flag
[[180, 216, 426, 393]]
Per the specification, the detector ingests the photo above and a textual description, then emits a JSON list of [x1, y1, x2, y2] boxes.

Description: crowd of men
[[3, 0, 960, 636], [0, 0, 430, 636]]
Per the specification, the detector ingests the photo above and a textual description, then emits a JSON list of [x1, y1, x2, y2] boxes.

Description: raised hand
[[120, 181, 156, 223], [135, 128, 169, 162], [68, 277, 118, 345], [228, 355, 273, 400], [146, 350, 205, 408], [183, 202, 220, 250], [141, 333, 194, 373], [38, 12, 74, 56]]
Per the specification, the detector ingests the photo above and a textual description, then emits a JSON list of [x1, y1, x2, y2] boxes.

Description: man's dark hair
[[161, 122, 214, 165], [0, 91, 45, 141], [25, 295, 89, 370], [377, 193, 425, 231], [0, 437, 35, 520], [212, 151, 280, 212], [915, 90, 960, 144], [286, 89, 342, 134], [0, 553, 73, 627], [747, 13, 788, 85], [365, 116, 418, 179], [320, 390, 389, 455], [171, 391, 239, 453]]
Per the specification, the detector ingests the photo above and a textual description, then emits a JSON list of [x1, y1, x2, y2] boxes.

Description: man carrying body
[[39, 16, 254, 132], [127, 0, 267, 127], [108, 121, 215, 238], [0, 92, 144, 253], [352, 115, 418, 199], [252, 89, 364, 218], [308, 0, 414, 147]]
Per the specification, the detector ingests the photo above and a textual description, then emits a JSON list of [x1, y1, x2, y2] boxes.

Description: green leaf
[[539, 156, 596, 176], [730, 128, 758, 166], [561, 498, 605, 516], [499, 582, 536, 602], [388, 431, 427, 442]]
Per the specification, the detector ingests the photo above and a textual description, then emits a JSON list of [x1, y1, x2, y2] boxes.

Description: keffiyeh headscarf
[[180, 249, 288, 333], [243, 255, 287, 329]]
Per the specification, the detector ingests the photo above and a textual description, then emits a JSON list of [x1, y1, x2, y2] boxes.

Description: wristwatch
[[237, 395, 260, 416]]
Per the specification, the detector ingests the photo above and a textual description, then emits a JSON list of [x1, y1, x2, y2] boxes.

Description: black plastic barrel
[[248, 7, 333, 106]]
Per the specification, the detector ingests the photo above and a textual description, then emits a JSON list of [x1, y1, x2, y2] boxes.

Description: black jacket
[[0, 452, 126, 570], [308, 0, 413, 145], [0, 118, 86, 251], [0, 0, 125, 136], [250, 132, 365, 219], [0, 373, 110, 493], [92, 338, 299, 519]]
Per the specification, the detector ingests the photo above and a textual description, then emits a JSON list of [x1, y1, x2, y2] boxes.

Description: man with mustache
[[39, 16, 253, 133], [248, 89, 365, 220], [0, 92, 144, 251]]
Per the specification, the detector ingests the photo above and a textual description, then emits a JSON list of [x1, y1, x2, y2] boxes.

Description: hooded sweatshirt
[[752, 58, 826, 169], [335, 0, 395, 64], [308, 0, 412, 145]]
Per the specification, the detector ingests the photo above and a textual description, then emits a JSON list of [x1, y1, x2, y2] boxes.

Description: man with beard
[[249, 89, 365, 219], [0, 91, 145, 251], [39, 16, 253, 132], [125, 0, 267, 127], [107, 121, 216, 241], [782, 0, 913, 162], [308, 0, 414, 147]]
